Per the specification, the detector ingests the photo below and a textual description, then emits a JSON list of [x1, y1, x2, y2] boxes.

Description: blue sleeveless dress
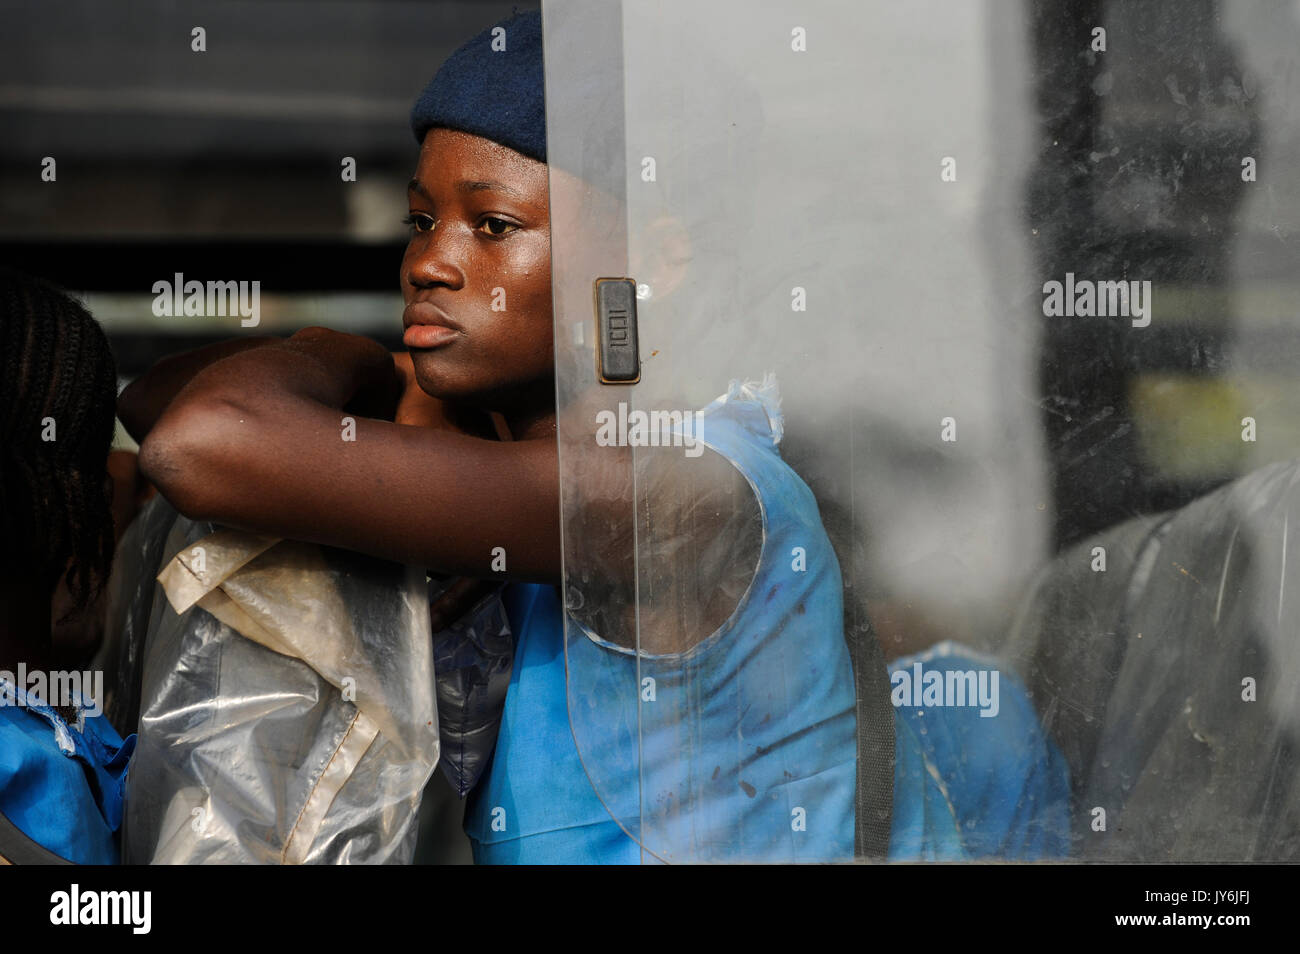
[[464, 379, 1069, 863]]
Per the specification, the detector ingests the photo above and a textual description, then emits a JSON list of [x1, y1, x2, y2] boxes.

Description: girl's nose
[[406, 233, 465, 290]]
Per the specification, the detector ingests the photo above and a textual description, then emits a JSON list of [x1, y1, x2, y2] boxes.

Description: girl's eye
[[403, 213, 435, 233], [479, 217, 518, 237]]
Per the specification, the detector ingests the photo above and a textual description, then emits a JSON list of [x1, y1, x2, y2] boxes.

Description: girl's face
[[401, 128, 553, 408]]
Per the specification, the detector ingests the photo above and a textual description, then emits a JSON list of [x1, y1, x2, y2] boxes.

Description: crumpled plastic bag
[[120, 501, 439, 864], [1009, 457, 1300, 861]]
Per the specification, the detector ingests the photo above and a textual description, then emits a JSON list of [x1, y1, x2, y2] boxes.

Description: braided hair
[[0, 268, 117, 617]]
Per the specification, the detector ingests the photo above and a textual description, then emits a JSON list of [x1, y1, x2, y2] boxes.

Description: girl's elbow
[[138, 405, 241, 519], [139, 427, 205, 518]]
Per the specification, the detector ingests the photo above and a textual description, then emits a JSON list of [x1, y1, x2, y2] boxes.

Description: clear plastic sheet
[[1009, 459, 1300, 860], [545, 0, 896, 863], [119, 499, 439, 864], [98, 494, 185, 737], [539, 0, 1300, 864]]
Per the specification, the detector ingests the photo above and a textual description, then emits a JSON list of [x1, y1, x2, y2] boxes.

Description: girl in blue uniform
[[126, 10, 1069, 863]]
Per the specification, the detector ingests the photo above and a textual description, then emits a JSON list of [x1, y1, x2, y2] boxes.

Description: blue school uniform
[[0, 676, 134, 864], [464, 379, 1069, 863], [888, 643, 1071, 860]]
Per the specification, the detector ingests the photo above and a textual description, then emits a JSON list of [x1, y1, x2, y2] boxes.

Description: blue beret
[[410, 9, 547, 164]]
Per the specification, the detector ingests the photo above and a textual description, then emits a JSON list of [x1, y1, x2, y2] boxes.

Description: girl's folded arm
[[138, 328, 562, 584]]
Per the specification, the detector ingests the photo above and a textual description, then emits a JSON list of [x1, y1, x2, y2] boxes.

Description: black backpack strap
[[0, 808, 72, 865], [771, 435, 895, 858], [847, 609, 895, 859]]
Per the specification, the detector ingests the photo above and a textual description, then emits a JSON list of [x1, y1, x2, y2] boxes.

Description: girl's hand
[[392, 351, 505, 438], [392, 351, 455, 429]]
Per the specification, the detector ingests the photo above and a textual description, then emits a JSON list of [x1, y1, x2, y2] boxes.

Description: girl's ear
[[631, 214, 691, 302]]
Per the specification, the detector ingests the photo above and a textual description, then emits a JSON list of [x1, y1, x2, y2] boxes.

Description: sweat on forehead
[[409, 10, 547, 165]]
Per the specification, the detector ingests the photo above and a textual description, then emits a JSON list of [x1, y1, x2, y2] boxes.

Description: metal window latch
[[593, 277, 640, 384]]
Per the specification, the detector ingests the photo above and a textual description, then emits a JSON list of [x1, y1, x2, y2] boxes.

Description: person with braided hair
[[0, 267, 136, 864]]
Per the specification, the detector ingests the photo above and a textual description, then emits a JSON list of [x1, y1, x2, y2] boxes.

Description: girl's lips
[[403, 323, 460, 349], [403, 301, 460, 327]]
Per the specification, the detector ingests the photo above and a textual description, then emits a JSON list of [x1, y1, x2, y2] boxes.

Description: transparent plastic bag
[[120, 501, 439, 864], [1010, 458, 1300, 860]]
